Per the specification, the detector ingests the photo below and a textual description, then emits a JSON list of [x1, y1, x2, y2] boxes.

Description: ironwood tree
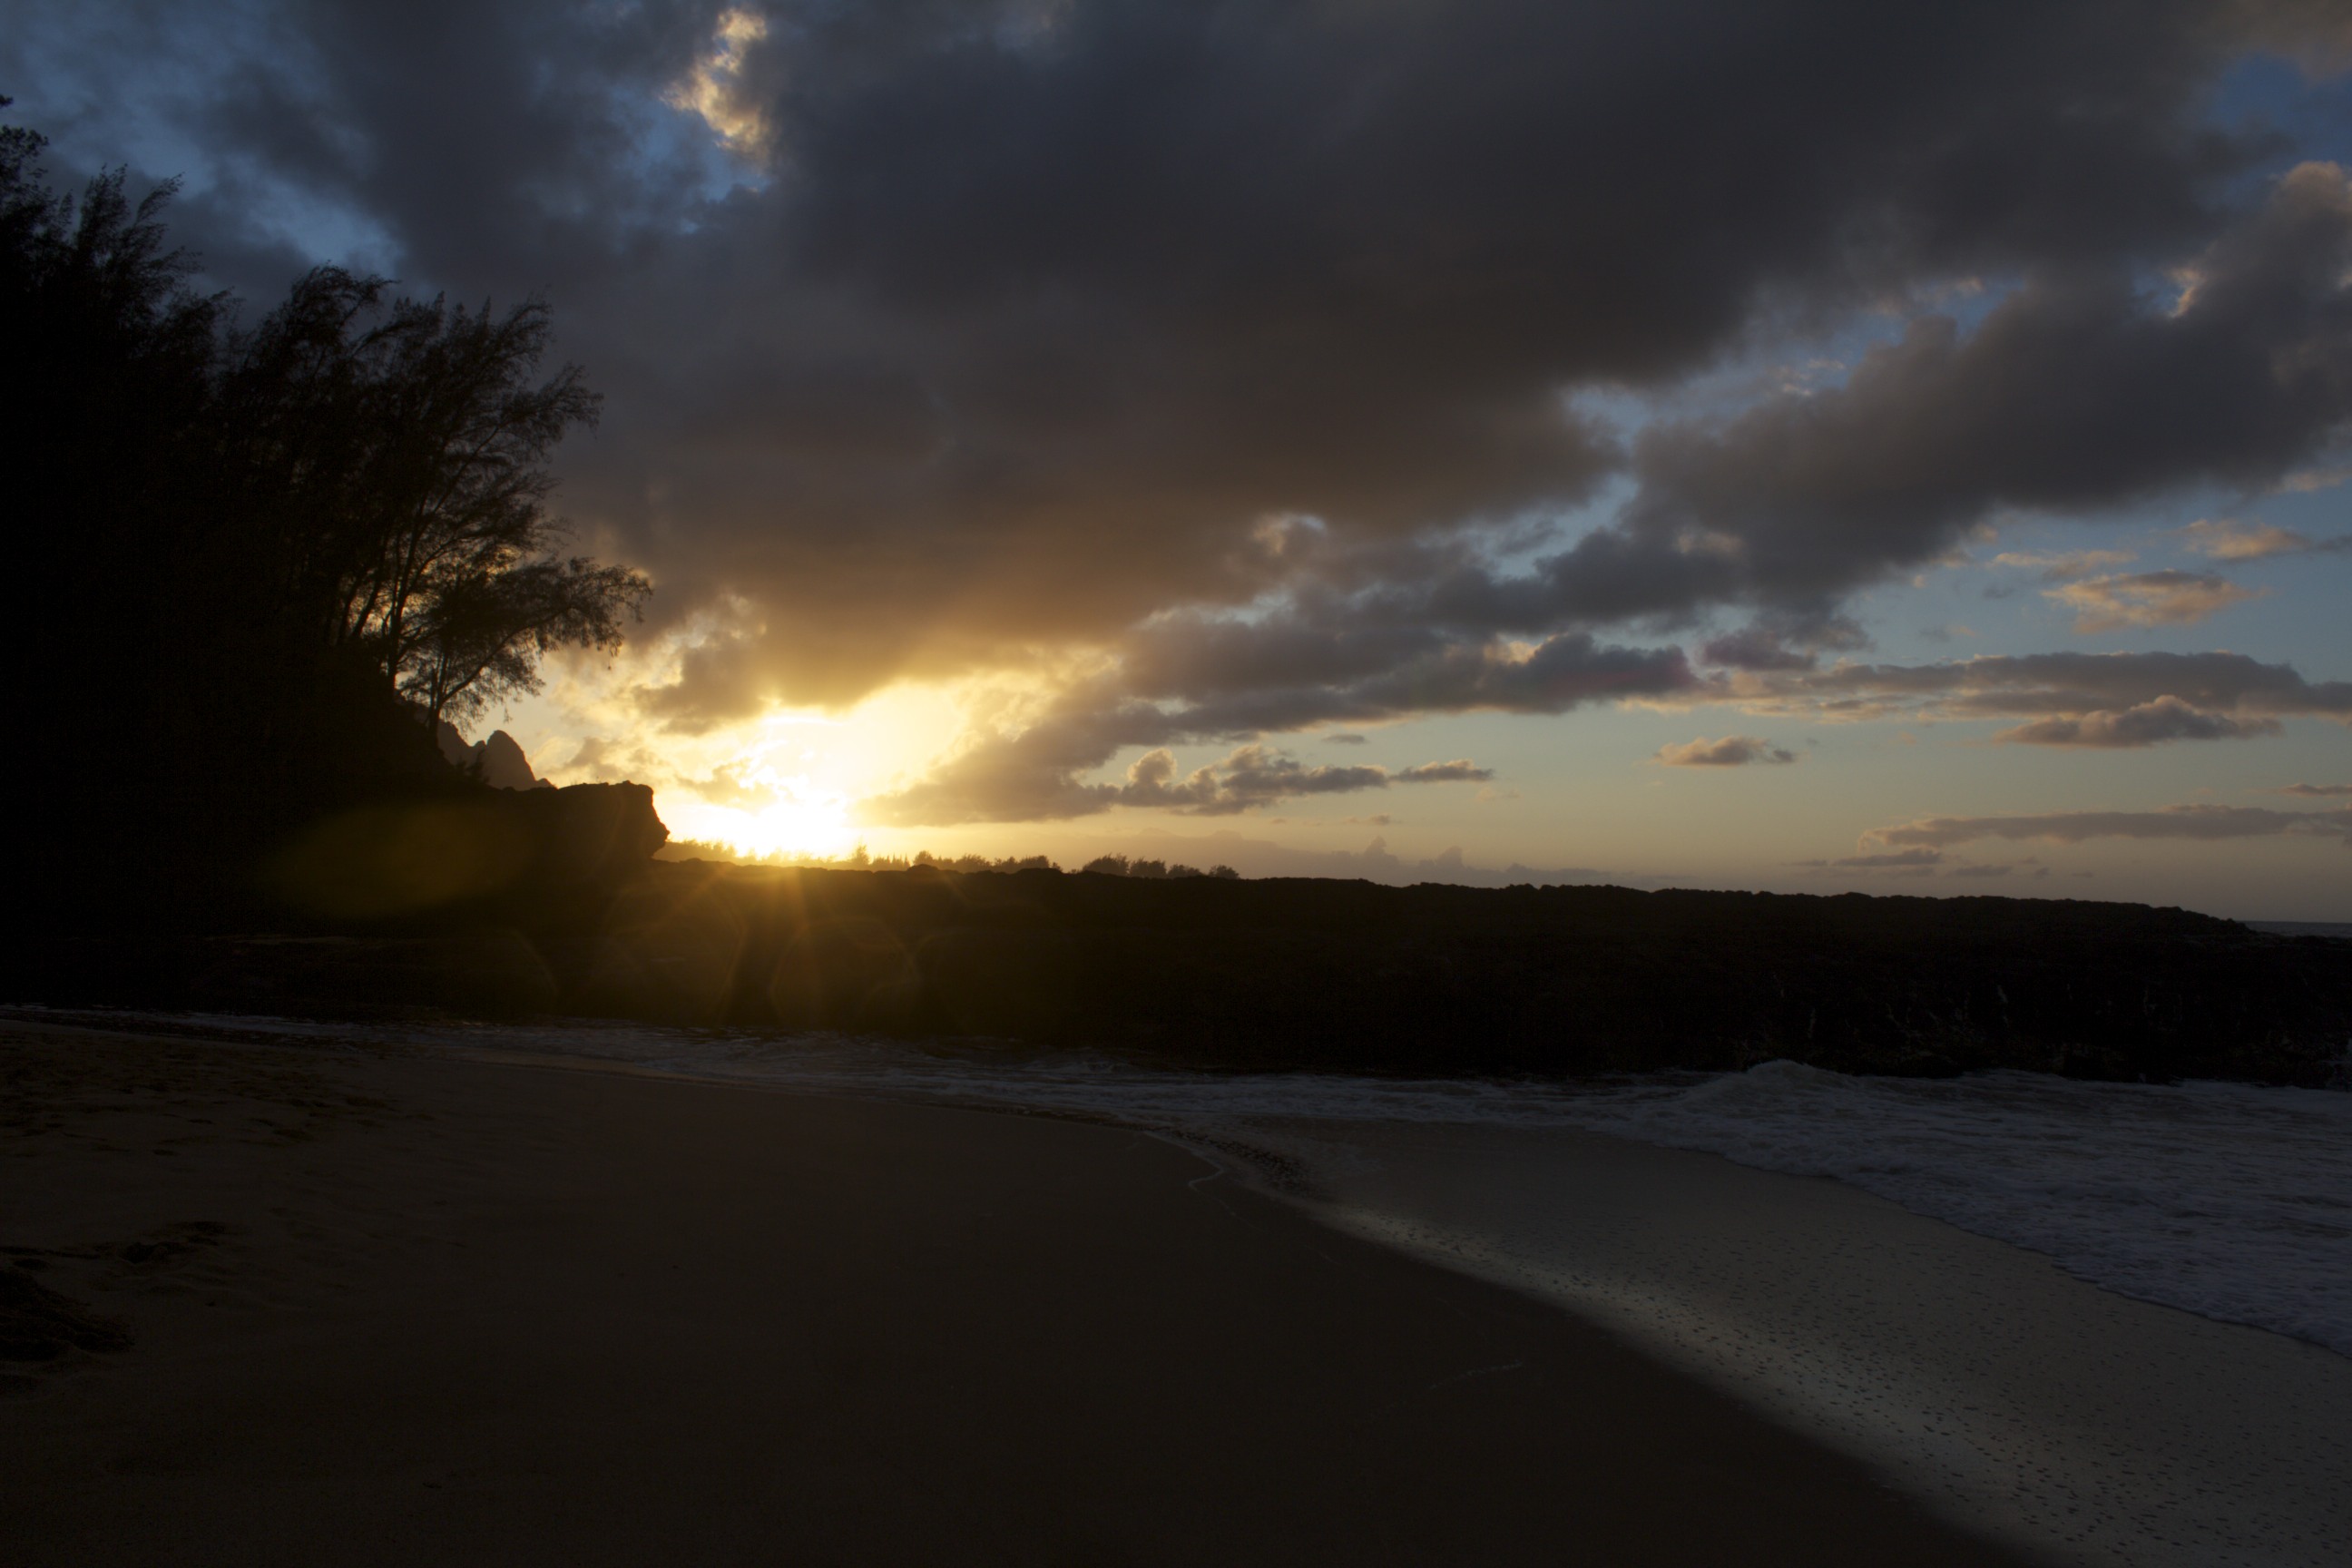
[[1, 106, 650, 909], [219, 267, 650, 729]]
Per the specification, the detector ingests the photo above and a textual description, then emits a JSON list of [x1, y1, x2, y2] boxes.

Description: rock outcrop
[[435, 722, 555, 790], [260, 781, 668, 924]]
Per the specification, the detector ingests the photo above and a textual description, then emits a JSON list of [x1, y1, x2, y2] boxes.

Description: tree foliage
[[213, 267, 648, 726], [1, 104, 649, 900]]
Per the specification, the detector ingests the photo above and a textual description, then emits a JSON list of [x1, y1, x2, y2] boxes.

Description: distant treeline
[[663, 841, 1241, 879], [3, 108, 642, 916]]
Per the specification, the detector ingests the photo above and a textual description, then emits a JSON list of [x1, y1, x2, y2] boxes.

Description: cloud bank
[[15, 1, 2352, 826], [2180, 518, 2352, 559], [2043, 571, 2265, 632], [1866, 804, 2352, 848], [1654, 736, 1799, 768], [1717, 650, 2352, 749]]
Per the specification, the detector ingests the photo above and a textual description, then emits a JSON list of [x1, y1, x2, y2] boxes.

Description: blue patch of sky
[[1469, 480, 1635, 573], [1626, 275, 2024, 436], [3, 4, 224, 180], [622, 88, 772, 215], [1845, 472, 2349, 676], [2256, 469, 2352, 543], [6, 0, 759, 283], [2208, 53, 2352, 185], [3, 3, 406, 287]]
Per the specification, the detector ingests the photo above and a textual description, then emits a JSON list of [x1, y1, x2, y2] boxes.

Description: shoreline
[[13, 1015, 2351, 1562], [1278, 1120, 2352, 1568], [3, 1020, 2025, 1566]]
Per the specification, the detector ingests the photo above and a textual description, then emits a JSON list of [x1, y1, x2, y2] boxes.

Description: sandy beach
[[0, 1020, 2027, 1565]]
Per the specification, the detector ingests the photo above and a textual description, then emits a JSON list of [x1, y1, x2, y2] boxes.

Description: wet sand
[[0, 1021, 2024, 1566], [1283, 1121, 2352, 1567]]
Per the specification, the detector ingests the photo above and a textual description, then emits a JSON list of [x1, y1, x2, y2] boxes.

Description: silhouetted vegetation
[[17, 869, 2351, 1087], [913, 850, 1060, 874], [3, 109, 645, 920], [1073, 854, 1237, 879], [658, 842, 1066, 873]]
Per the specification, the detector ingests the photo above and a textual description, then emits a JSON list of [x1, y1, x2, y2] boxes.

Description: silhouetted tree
[[329, 287, 640, 724], [212, 266, 648, 728], [1, 109, 650, 917], [4, 110, 230, 891]]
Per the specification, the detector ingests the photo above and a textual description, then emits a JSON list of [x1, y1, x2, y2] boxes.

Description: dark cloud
[[2233, 1, 2352, 71], [1653, 735, 1798, 768], [1791, 846, 1939, 874], [23, 5, 2352, 705], [868, 630, 1689, 823], [1726, 650, 2352, 745], [1699, 613, 1870, 671], [15, 0, 2352, 800], [802, 135, 2348, 766], [1993, 696, 2282, 747], [1838, 848, 1944, 867], [2273, 780, 2352, 796], [1700, 628, 1826, 672], [1121, 742, 1494, 818], [1867, 803, 2352, 848], [1122, 745, 1386, 817], [1501, 160, 2352, 632], [1395, 760, 1496, 785]]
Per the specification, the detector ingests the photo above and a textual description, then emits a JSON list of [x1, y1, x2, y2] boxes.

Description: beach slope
[[0, 1023, 2023, 1565]]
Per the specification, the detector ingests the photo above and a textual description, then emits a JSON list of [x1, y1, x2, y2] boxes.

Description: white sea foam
[[1287, 1122, 2352, 1568], [1548, 1060, 2352, 1357]]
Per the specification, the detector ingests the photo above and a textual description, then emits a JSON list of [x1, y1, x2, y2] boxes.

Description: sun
[[622, 684, 975, 862], [671, 782, 858, 860], [737, 790, 857, 858]]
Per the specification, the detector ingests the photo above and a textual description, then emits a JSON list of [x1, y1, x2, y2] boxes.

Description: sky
[[9, 0, 2352, 916]]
